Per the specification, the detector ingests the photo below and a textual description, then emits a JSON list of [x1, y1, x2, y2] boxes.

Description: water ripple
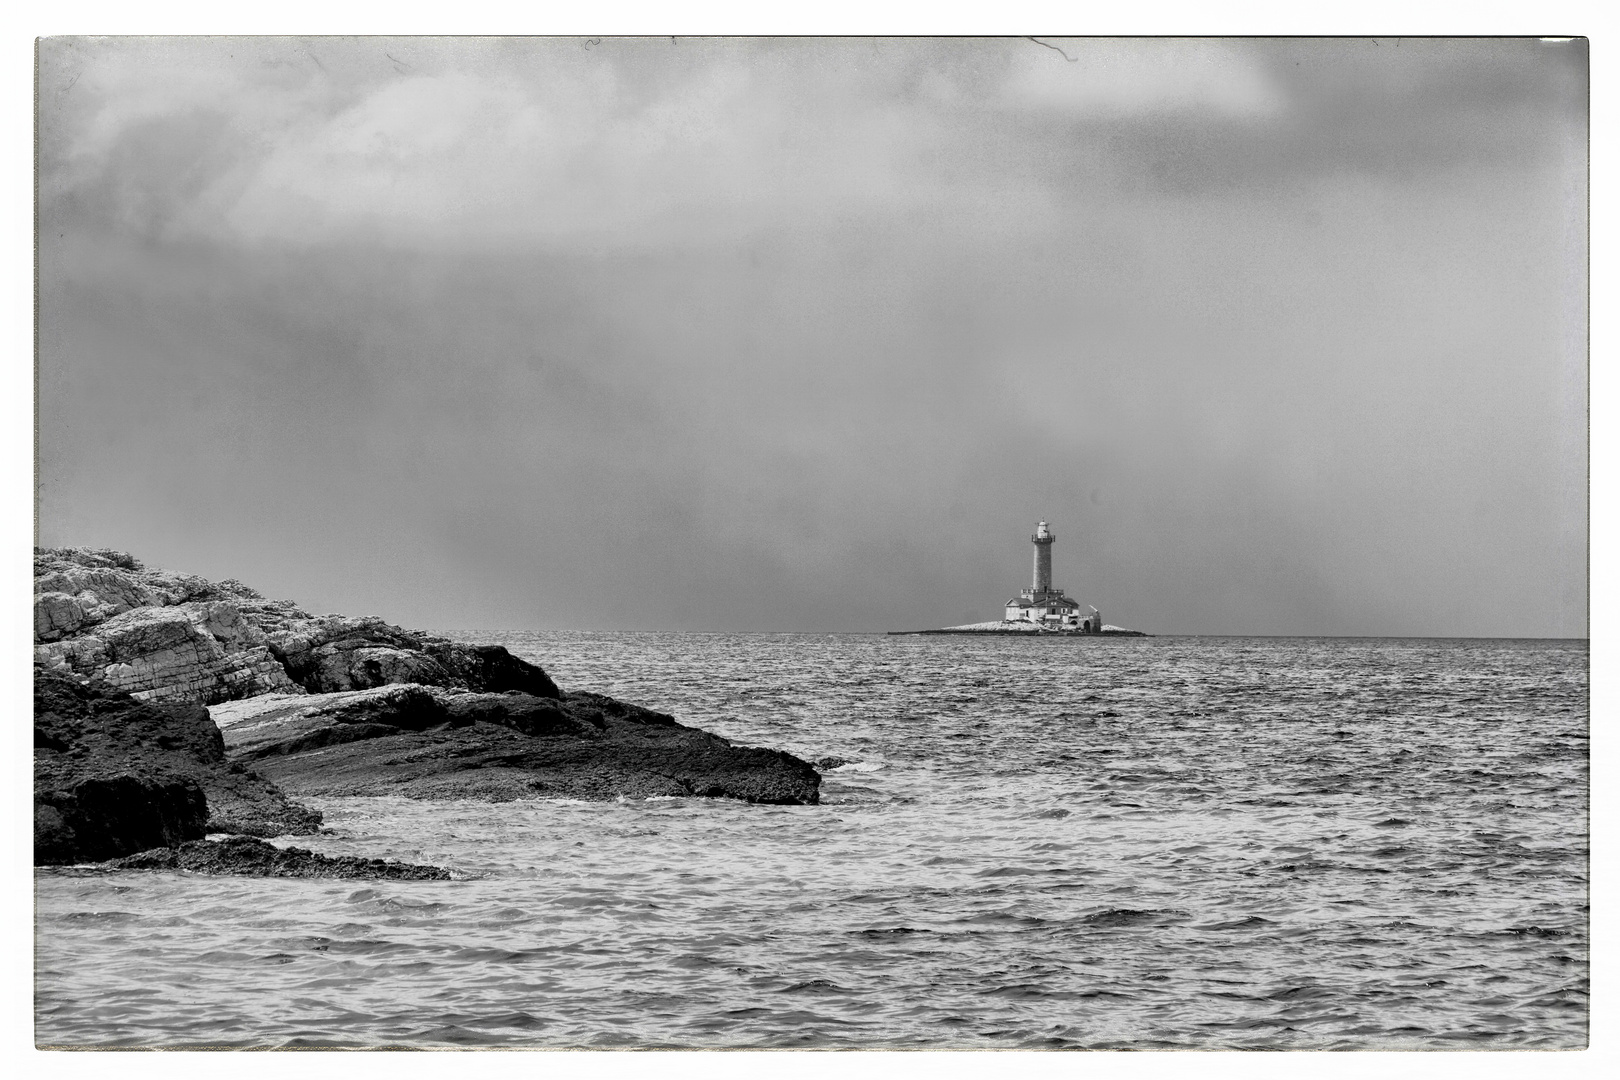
[[36, 634, 1587, 1049]]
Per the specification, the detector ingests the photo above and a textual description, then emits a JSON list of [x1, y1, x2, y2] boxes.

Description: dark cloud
[[36, 37, 1586, 635], [999, 39, 1587, 197]]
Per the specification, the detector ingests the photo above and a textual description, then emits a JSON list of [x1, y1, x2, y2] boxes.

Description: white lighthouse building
[[1003, 522, 1101, 631]]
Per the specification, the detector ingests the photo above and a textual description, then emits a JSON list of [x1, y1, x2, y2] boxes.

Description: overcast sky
[[35, 37, 1586, 635]]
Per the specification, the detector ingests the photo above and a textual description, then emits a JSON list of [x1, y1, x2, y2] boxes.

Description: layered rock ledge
[[35, 548, 558, 705], [209, 684, 821, 804], [35, 547, 820, 867]]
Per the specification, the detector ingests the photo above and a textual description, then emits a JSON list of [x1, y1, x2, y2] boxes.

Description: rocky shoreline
[[34, 547, 821, 876]]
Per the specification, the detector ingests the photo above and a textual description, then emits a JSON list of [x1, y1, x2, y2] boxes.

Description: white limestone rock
[[34, 601, 302, 704], [34, 547, 558, 705], [209, 684, 453, 759]]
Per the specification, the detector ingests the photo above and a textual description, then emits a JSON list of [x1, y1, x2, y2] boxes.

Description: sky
[[34, 36, 1588, 636]]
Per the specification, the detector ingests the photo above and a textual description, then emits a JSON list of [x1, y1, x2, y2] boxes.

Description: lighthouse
[[1032, 520, 1055, 593], [1004, 520, 1082, 627]]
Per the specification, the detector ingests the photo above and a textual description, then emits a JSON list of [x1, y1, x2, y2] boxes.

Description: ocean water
[[35, 633, 1588, 1049]]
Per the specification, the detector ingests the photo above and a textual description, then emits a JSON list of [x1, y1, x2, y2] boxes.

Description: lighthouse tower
[[1032, 520, 1055, 593], [1004, 520, 1082, 626]]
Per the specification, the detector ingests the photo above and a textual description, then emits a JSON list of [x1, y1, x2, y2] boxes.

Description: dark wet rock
[[815, 756, 851, 770], [34, 669, 321, 865], [267, 616, 561, 698], [277, 631, 455, 694], [560, 689, 677, 727], [212, 684, 821, 805], [105, 836, 450, 880], [439, 691, 595, 737], [425, 641, 561, 699], [35, 774, 208, 867]]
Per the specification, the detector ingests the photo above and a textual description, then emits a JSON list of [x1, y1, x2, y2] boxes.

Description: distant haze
[[36, 37, 1587, 636]]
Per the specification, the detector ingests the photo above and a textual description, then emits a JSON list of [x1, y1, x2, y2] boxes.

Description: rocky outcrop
[[34, 670, 321, 864], [105, 836, 450, 880], [209, 684, 458, 759], [35, 547, 821, 826], [34, 548, 558, 705], [34, 773, 207, 867], [38, 602, 303, 704], [34, 547, 282, 642], [264, 615, 560, 698], [210, 685, 822, 805]]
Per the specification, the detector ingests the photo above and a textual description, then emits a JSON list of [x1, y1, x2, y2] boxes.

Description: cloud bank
[[37, 37, 1587, 635]]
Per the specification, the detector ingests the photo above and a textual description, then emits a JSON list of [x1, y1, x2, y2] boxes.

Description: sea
[[34, 633, 1589, 1049]]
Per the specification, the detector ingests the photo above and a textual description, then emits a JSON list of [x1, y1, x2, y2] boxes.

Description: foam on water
[[35, 634, 1588, 1048]]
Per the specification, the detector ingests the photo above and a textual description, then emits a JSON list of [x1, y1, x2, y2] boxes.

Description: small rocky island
[[891, 521, 1147, 637], [34, 547, 821, 876]]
